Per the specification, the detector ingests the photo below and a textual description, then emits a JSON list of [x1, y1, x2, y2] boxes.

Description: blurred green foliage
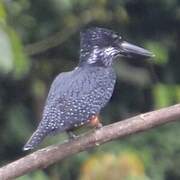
[[0, 0, 180, 179], [79, 151, 148, 180], [0, 2, 29, 78]]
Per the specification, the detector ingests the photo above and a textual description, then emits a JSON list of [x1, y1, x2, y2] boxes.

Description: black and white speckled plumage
[[23, 27, 153, 150]]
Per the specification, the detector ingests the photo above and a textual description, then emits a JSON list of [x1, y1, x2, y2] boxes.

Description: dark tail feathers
[[23, 129, 46, 151]]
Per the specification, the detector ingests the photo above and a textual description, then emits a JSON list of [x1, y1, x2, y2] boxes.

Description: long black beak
[[120, 41, 154, 58]]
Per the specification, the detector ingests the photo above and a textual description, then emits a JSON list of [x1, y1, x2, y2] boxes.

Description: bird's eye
[[112, 34, 122, 43]]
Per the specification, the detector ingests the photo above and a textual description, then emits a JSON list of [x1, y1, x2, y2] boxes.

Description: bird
[[23, 27, 154, 151]]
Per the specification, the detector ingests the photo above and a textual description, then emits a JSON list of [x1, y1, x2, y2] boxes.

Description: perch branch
[[0, 104, 180, 180]]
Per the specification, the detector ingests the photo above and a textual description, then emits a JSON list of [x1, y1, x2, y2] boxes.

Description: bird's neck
[[79, 60, 112, 68], [79, 55, 113, 68], [79, 47, 114, 67]]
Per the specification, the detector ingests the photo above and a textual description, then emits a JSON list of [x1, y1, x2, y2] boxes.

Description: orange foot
[[89, 115, 103, 129]]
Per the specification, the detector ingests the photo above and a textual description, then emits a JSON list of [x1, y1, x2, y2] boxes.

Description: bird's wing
[[45, 71, 72, 104], [46, 67, 101, 104], [45, 66, 116, 113]]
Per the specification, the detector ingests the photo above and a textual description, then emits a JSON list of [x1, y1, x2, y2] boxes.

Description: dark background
[[0, 0, 180, 179]]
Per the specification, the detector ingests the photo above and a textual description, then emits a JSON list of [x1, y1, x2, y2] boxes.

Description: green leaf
[[8, 29, 30, 79], [0, 26, 14, 74], [0, 24, 30, 78], [0, 2, 6, 24]]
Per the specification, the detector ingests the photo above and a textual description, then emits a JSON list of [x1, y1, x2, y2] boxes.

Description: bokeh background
[[0, 0, 180, 179]]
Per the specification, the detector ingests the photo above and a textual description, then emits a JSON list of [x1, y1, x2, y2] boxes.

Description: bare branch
[[0, 104, 180, 180]]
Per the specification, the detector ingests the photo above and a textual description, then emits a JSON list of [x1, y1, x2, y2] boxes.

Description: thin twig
[[0, 104, 180, 180]]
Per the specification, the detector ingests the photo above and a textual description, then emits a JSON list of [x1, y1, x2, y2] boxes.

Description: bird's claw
[[67, 131, 78, 140]]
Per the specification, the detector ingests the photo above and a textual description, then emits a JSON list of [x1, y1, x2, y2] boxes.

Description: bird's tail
[[23, 129, 47, 151]]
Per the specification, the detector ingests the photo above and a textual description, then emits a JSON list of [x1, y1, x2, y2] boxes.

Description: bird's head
[[79, 27, 154, 66]]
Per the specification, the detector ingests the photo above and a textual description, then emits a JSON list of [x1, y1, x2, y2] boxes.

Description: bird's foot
[[89, 115, 103, 129], [67, 131, 78, 140], [96, 122, 103, 129]]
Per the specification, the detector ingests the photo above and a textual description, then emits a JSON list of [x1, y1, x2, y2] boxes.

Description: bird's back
[[41, 65, 116, 133]]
